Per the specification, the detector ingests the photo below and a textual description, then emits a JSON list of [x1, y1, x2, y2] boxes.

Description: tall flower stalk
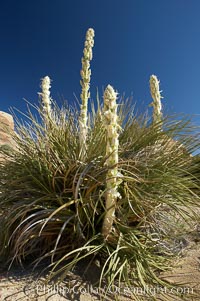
[[102, 85, 121, 240], [149, 75, 163, 126], [79, 28, 95, 159], [38, 76, 52, 121]]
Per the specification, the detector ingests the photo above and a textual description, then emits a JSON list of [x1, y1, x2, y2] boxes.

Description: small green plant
[[0, 144, 13, 153], [0, 28, 200, 301]]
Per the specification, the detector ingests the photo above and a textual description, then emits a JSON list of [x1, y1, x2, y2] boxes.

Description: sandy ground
[[0, 209, 200, 301], [0, 238, 200, 301]]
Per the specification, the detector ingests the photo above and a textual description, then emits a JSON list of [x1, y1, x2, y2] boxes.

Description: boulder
[[0, 111, 14, 146], [0, 111, 16, 162]]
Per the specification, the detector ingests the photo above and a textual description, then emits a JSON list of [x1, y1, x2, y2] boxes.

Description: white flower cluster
[[149, 75, 163, 124], [102, 85, 122, 239], [79, 28, 95, 157], [38, 76, 52, 117]]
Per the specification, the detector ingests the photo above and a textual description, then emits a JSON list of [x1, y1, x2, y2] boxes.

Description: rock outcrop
[[0, 111, 15, 162], [0, 111, 14, 147]]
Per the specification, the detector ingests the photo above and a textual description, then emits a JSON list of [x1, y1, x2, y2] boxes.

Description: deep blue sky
[[0, 0, 200, 123]]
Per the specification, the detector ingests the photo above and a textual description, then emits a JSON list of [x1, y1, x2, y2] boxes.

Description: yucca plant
[[0, 28, 200, 301], [0, 100, 199, 300]]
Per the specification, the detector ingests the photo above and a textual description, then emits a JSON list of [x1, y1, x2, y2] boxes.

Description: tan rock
[[0, 111, 16, 162], [0, 111, 14, 146]]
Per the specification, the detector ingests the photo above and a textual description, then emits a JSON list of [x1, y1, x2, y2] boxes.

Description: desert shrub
[[0, 101, 199, 300]]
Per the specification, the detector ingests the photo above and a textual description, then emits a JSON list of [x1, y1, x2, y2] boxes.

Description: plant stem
[[38, 76, 52, 122], [79, 28, 95, 159], [102, 85, 121, 240], [149, 75, 163, 127]]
